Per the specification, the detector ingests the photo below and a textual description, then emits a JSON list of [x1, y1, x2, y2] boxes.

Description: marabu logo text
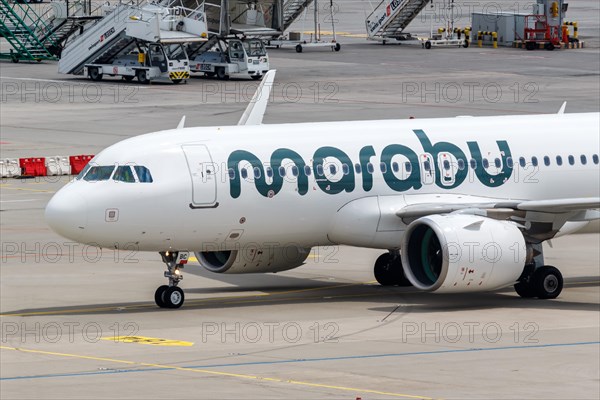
[[227, 129, 513, 198]]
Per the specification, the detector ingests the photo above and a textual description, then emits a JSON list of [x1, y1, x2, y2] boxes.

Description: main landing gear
[[514, 243, 563, 299], [374, 251, 412, 287], [155, 251, 189, 308], [514, 264, 563, 299]]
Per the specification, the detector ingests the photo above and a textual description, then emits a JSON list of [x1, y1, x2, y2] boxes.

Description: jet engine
[[195, 245, 311, 274], [401, 214, 526, 292]]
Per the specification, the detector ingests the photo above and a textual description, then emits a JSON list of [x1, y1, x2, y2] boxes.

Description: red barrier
[[69, 155, 94, 175], [19, 157, 47, 177]]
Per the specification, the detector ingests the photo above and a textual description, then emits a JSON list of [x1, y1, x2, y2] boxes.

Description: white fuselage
[[45, 113, 600, 252]]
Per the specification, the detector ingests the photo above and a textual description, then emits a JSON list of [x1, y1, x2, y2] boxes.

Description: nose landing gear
[[155, 251, 189, 308]]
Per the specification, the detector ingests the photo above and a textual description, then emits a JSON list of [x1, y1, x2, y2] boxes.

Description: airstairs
[[186, 33, 219, 58], [0, 0, 59, 62], [282, 0, 313, 31], [365, 0, 430, 41], [170, 1, 288, 37], [169, 1, 282, 60], [58, 2, 208, 76], [160, 0, 218, 58], [37, 0, 104, 55]]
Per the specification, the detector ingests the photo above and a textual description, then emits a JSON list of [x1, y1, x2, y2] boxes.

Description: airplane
[[45, 70, 600, 309]]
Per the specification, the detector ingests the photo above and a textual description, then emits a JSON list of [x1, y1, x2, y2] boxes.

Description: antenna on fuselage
[[557, 102, 567, 114], [177, 115, 186, 129]]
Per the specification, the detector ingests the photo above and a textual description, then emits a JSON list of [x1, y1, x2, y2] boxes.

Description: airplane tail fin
[[238, 70, 276, 126]]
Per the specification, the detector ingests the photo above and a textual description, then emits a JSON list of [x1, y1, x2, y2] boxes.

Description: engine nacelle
[[195, 245, 311, 274], [401, 215, 526, 293]]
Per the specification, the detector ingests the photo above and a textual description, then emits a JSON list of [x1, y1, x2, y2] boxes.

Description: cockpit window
[[84, 166, 115, 181], [134, 166, 153, 183], [113, 166, 135, 183], [76, 164, 91, 180]]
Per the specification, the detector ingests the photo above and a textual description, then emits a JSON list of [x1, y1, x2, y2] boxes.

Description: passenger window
[[329, 164, 337, 175], [278, 166, 286, 177], [519, 157, 526, 168], [253, 167, 261, 179], [506, 157, 513, 168], [423, 161, 431, 172], [405, 162, 412, 173], [266, 167, 273, 178], [443, 160, 450, 171], [228, 168, 235, 179], [304, 165, 312, 176], [354, 163, 362, 174], [84, 166, 115, 181], [379, 162, 387, 173], [544, 156, 550, 166], [482, 158, 489, 169], [458, 159, 466, 170], [342, 164, 350, 175], [291, 166, 299, 177], [367, 163, 374, 173], [134, 166, 153, 183], [316, 164, 324, 176], [494, 158, 501, 168], [241, 168, 248, 179], [392, 162, 399, 173], [593, 154, 599, 165], [568, 155, 575, 165], [556, 156, 563, 166], [581, 155, 587, 165], [113, 166, 135, 182], [531, 157, 538, 167], [470, 159, 477, 169]]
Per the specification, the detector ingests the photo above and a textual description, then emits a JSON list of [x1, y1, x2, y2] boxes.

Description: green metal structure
[[0, 0, 59, 62]]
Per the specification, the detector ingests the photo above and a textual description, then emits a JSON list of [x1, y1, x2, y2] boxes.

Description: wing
[[394, 194, 600, 242]]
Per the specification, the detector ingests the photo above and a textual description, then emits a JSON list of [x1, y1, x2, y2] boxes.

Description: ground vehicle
[[84, 43, 190, 84], [191, 38, 268, 80]]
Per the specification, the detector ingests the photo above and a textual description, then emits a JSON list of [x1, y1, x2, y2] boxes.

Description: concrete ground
[[1, 0, 599, 399]]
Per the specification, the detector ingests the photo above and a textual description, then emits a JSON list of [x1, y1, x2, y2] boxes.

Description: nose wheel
[[155, 251, 188, 308]]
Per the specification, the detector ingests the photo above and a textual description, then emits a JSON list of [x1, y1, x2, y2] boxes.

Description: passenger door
[[182, 144, 218, 207]]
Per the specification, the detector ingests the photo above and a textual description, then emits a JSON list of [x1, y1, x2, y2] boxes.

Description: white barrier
[[45, 156, 71, 176], [0, 159, 21, 178]]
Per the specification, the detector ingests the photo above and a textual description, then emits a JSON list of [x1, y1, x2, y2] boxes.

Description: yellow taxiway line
[[0, 184, 55, 193], [0, 345, 434, 399]]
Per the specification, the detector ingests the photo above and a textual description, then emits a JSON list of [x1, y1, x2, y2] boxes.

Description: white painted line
[[0, 199, 41, 203], [0, 76, 149, 89]]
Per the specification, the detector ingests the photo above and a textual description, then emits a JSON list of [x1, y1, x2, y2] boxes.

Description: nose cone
[[45, 188, 88, 241]]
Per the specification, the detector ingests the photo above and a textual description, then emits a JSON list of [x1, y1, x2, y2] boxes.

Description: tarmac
[[1, 0, 599, 398]]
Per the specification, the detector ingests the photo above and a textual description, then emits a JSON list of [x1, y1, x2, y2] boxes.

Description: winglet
[[177, 115, 186, 129], [557, 101, 567, 114], [238, 70, 276, 126]]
